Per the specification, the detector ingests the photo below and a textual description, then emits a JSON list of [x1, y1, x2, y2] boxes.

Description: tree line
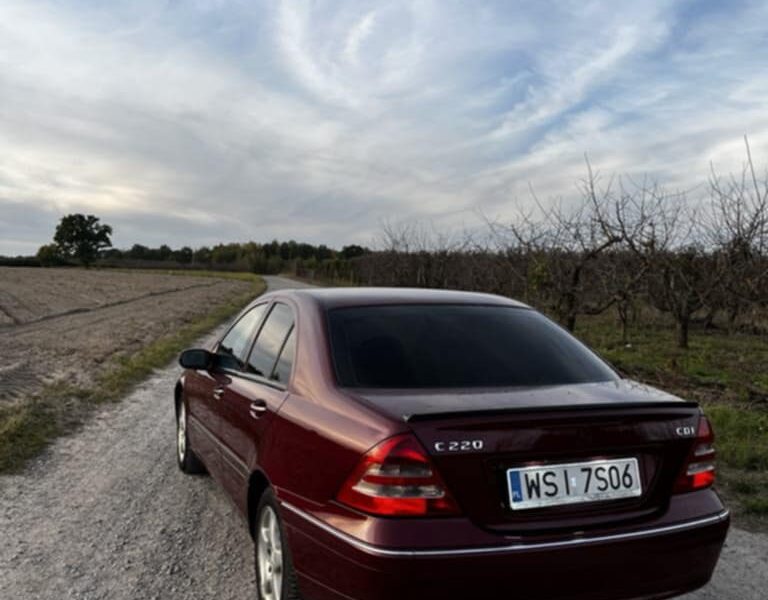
[[310, 144, 768, 348], [14, 139, 768, 349], [29, 220, 369, 275], [98, 240, 368, 273]]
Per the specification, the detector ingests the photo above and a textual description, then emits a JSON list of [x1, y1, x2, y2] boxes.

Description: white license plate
[[507, 457, 642, 510]]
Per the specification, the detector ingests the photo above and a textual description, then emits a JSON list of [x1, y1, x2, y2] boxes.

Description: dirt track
[[0, 276, 766, 599]]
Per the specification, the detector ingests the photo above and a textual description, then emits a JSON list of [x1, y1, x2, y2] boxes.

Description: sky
[[1, 0, 767, 255]]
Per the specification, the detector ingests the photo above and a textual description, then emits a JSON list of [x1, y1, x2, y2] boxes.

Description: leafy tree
[[37, 243, 64, 266], [316, 244, 333, 261], [211, 243, 240, 263], [174, 246, 194, 264], [341, 244, 367, 259], [53, 214, 113, 267], [193, 246, 212, 264], [127, 244, 149, 260], [101, 248, 124, 259]]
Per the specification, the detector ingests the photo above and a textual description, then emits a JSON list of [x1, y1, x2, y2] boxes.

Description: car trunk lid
[[348, 380, 702, 533]]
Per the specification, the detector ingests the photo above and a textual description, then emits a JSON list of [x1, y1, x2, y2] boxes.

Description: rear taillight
[[336, 434, 461, 517], [674, 415, 716, 493]]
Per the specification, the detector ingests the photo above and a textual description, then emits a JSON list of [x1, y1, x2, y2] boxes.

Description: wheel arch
[[174, 380, 183, 417], [247, 469, 273, 538]]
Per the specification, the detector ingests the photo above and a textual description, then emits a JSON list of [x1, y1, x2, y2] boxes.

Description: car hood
[[345, 379, 691, 422]]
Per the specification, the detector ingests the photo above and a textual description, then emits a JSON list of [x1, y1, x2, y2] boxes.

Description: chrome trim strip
[[221, 368, 287, 392], [404, 401, 700, 422], [219, 445, 249, 481], [280, 502, 729, 558], [188, 413, 216, 441]]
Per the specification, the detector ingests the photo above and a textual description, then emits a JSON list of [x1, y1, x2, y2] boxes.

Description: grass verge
[[0, 272, 265, 474], [106, 267, 265, 284]]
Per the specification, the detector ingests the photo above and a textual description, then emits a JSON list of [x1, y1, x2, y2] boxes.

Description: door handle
[[213, 386, 225, 400], [249, 400, 267, 419]]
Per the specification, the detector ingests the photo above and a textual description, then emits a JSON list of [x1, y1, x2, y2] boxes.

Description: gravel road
[[1, 275, 766, 600]]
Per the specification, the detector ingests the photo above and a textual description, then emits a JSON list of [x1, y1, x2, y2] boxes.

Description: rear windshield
[[327, 305, 617, 389]]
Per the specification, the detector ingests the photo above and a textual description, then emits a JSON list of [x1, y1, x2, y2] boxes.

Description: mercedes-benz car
[[175, 287, 729, 600]]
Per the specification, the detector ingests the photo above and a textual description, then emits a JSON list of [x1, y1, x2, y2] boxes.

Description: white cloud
[[1, 0, 768, 255], [342, 10, 378, 66]]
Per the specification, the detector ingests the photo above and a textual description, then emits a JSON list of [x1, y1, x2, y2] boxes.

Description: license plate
[[507, 457, 642, 510]]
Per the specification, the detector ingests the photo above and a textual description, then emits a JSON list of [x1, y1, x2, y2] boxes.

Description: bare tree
[[610, 180, 721, 349], [489, 159, 621, 330], [705, 136, 768, 331], [588, 250, 646, 344], [375, 219, 476, 289], [355, 143, 768, 349]]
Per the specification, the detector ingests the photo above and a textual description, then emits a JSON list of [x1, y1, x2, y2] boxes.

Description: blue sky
[[1, 0, 767, 254]]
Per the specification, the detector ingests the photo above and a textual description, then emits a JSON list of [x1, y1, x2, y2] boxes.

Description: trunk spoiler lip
[[402, 400, 701, 423]]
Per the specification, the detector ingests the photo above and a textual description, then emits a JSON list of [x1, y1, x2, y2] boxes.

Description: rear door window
[[217, 303, 268, 370], [246, 303, 294, 381], [271, 327, 296, 384]]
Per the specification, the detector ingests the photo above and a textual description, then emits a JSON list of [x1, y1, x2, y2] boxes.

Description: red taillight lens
[[674, 415, 716, 493], [336, 434, 461, 517]]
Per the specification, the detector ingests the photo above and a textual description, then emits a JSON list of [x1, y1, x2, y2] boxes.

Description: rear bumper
[[282, 502, 730, 600]]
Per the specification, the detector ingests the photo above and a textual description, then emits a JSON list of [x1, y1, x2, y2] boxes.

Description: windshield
[[327, 304, 617, 389]]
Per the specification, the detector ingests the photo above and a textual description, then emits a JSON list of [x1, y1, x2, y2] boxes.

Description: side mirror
[[179, 348, 214, 370]]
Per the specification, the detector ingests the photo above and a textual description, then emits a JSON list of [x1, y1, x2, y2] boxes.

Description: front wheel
[[255, 491, 302, 600], [176, 401, 205, 474]]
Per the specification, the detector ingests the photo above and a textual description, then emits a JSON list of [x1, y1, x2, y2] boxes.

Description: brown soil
[[0, 268, 253, 405]]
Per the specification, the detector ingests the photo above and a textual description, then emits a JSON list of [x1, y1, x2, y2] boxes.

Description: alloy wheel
[[257, 506, 284, 600], [177, 403, 187, 463]]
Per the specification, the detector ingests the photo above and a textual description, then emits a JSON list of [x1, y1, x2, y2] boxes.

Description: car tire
[[254, 490, 302, 600], [176, 400, 206, 474]]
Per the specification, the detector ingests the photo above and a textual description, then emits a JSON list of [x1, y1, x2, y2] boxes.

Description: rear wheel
[[255, 491, 302, 600], [177, 401, 205, 474]]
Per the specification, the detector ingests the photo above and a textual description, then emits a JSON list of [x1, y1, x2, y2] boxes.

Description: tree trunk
[[565, 311, 577, 332], [563, 265, 582, 332], [676, 317, 690, 349], [617, 301, 629, 345], [727, 305, 739, 334], [702, 306, 717, 330]]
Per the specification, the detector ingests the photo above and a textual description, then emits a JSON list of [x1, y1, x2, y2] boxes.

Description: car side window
[[246, 303, 294, 382], [271, 327, 296, 384], [217, 303, 268, 370]]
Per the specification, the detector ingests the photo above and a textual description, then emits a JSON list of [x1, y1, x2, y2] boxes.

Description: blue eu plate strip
[[509, 470, 523, 503]]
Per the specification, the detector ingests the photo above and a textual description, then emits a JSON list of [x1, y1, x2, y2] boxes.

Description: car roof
[[268, 286, 530, 310]]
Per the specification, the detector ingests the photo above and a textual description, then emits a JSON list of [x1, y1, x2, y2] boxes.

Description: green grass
[[0, 272, 265, 474], [703, 404, 768, 472], [743, 497, 768, 515], [104, 266, 264, 283], [0, 401, 62, 475], [578, 315, 768, 403]]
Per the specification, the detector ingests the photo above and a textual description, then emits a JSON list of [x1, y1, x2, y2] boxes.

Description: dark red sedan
[[175, 287, 729, 600]]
